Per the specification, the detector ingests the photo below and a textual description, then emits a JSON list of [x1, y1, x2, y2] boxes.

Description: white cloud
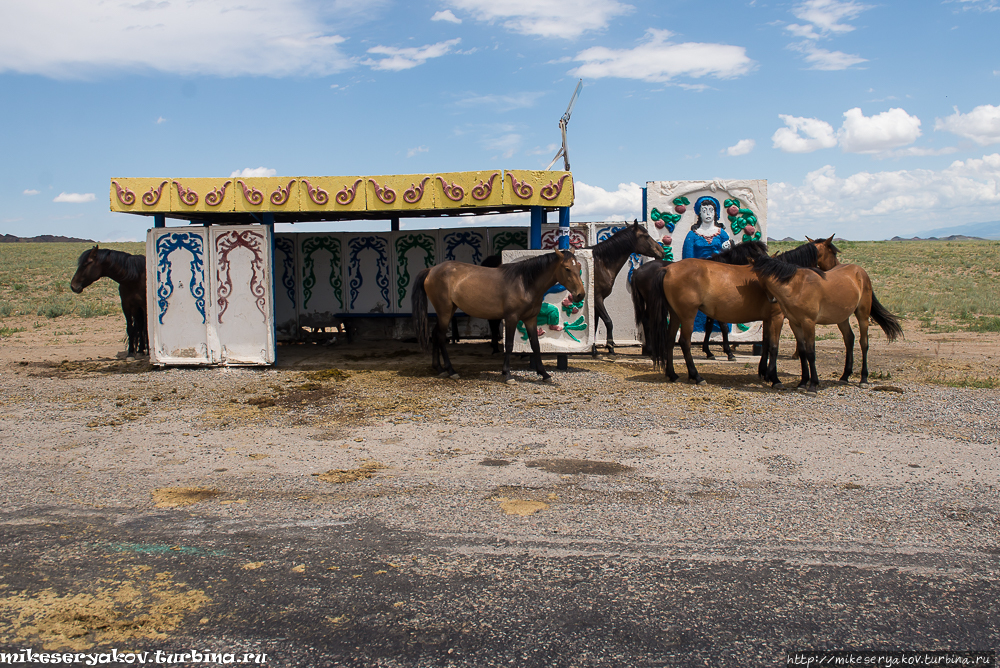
[[794, 44, 866, 70], [571, 181, 642, 220], [445, 0, 633, 39], [407, 146, 429, 158], [772, 115, 838, 153], [726, 139, 756, 156], [230, 167, 278, 178], [431, 10, 462, 23], [0, 0, 375, 78], [839, 107, 922, 154], [22, 189, 39, 196], [935, 105, 1000, 145], [570, 29, 754, 83], [527, 143, 559, 156], [484, 133, 522, 159], [156, 116, 167, 124], [768, 154, 1000, 238], [361, 38, 461, 71], [456, 92, 545, 111], [53, 192, 96, 203], [789, 0, 871, 37]]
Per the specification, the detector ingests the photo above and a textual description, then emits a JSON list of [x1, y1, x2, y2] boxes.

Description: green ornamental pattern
[[723, 198, 762, 243], [301, 236, 343, 310], [395, 234, 436, 308], [492, 230, 528, 255]]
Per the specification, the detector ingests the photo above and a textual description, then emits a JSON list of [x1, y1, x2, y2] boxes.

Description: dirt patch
[[0, 568, 209, 651], [479, 459, 511, 467], [151, 487, 220, 508], [302, 368, 350, 381], [525, 458, 633, 476], [29, 359, 154, 379], [498, 498, 549, 516], [312, 461, 385, 484]]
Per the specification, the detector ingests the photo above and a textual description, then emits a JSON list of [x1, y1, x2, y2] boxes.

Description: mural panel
[[147, 228, 212, 365], [502, 170, 574, 208], [169, 178, 237, 214], [273, 234, 298, 339], [590, 223, 644, 347], [299, 176, 367, 214], [392, 231, 438, 314], [234, 177, 301, 213], [504, 248, 595, 354], [646, 179, 768, 344], [487, 229, 528, 256], [110, 178, 171, 214], [344, 233, 394, 315], [299, 233, 345, 334], [367, 174, 436, 213], [433, 171, 503, 209], [210, 226, 274, 365]]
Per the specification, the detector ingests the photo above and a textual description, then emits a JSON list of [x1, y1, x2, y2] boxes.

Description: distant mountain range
[[1, 233, 95, 243], [912, 220, 1000, 240]]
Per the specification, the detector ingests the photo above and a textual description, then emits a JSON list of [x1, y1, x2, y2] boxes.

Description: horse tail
[[630, 270, 648, 329], [412, 268, 432, 351], [869, 292, 903, 342], [643, 266, 672, 370]]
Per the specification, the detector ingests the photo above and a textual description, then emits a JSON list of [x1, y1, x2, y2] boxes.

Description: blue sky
[[1, 0, 999, 241]]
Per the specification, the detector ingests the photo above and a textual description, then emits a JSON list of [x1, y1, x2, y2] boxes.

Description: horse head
[[633, 220, 666, 259], [806, 234, 840, 270], [554, 250, 586, 303], [70, 245, 101, 293]]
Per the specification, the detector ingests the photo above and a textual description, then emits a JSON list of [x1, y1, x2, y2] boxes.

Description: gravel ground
[[0, 315, 997, 666]]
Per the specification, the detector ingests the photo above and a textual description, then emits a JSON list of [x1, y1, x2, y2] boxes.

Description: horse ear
[[827, 234, 836, 243], [805, 236, 814, 243]]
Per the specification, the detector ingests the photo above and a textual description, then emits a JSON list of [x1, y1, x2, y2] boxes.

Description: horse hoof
[[705, 353, 715, 360], [505, 378, 517, 385], [542, 376, 554, 383], [667, 375, 680, 383], [859, 382, 870, 389], [805, 390, 818, 396], [695, 379, 707, 386], [727, 354, 737, 361], [772, 382, 785, 391], [449, 373, 460, 380], [125, 356, 136, 362], [438, 371, 451, 378]]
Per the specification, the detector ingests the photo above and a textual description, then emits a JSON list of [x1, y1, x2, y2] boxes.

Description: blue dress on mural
[[682, 228, 732, 334]]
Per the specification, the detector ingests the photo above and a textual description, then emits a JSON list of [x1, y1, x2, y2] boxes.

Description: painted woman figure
[[682, 196, 731, 334]]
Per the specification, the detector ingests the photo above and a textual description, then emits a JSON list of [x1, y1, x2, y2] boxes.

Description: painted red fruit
[[661, 234, 672, 246], [744, 225, 756, 237], [654, 219, 665, 229], [727, 205, 740, 216], [674, 204, 686, 214]]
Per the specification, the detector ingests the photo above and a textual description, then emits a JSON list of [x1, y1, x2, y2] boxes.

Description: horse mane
[[499, 251, 564, 289], [78, 247, 145, 282], [752, 254, 823, 284], [708, 240, 768, 265], [591, 225, 637, 264], [774, 241, 818, 268], [481, 254, 502, 268]]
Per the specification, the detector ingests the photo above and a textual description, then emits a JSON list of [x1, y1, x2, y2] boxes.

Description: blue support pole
[[263, 213, 276, 360], [529, 206, 544, 250], [154, 213, 165, 228], [641, 187, 648, 222], [557, 206, 570, 250]]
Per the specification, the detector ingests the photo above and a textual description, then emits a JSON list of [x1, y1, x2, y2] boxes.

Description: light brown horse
[[751, 254, 903, 393], [638, 238, 839, 387], [590, 220, 665, 353], [412, 250, 586, 383]]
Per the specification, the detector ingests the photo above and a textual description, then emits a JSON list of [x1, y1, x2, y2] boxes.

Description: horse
[[413, 250, 586, 383], [589, 220, 665, 354], [449, 254, 504, 352], [699, 237, 841, 360], [637, 238, 839, 387], [70, 245, 148, 359], [750, 253, 903, 393]]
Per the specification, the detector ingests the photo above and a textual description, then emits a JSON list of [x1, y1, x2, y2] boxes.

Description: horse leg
[[524, 316, 551, 382], [787, 322, 810, 389], [679, 320, 705, 385], [857, 310, 871, 387], [664, 311, 681, 382], [595, 297, 615, 355], [798, 321, 820, 393], [837, 320, 855, 383], [489, 319, 502, 354], [720, 324, 736, 361], [501, 316, 519, 384], [702, 319, 715, 360], [764, 316, 785, 389], [435, 324, 459, 379], [451, 316, 460, 345]]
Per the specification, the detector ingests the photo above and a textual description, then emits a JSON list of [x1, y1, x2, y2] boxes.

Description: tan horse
[[751, 254, 903, 394], [412, 250, 586, 383], [637, 238, 839, 387]]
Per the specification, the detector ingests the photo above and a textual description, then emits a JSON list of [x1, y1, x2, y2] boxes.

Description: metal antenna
[[546, 79, 583, 171]]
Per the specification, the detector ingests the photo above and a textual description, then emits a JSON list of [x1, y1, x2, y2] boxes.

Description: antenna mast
[[546, 79, 582, 171]]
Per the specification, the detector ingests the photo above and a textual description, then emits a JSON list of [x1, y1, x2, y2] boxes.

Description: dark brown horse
[[413, 250, 586, 383], [751, 254, 903, 393], [637, 238, 840, 386], [590, 220, 665, 353], [71, 245, 148, 359]]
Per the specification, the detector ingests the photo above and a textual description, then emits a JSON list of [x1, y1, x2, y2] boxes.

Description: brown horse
[[590, 220, 665, 353], [634, 238, 839, 386], [750, 254, 903, 393], [412, 250, 586, 383], [71, 245, 148, 359]]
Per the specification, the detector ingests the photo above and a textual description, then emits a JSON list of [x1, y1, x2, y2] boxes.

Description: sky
[[1, 0, 999, 241]]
